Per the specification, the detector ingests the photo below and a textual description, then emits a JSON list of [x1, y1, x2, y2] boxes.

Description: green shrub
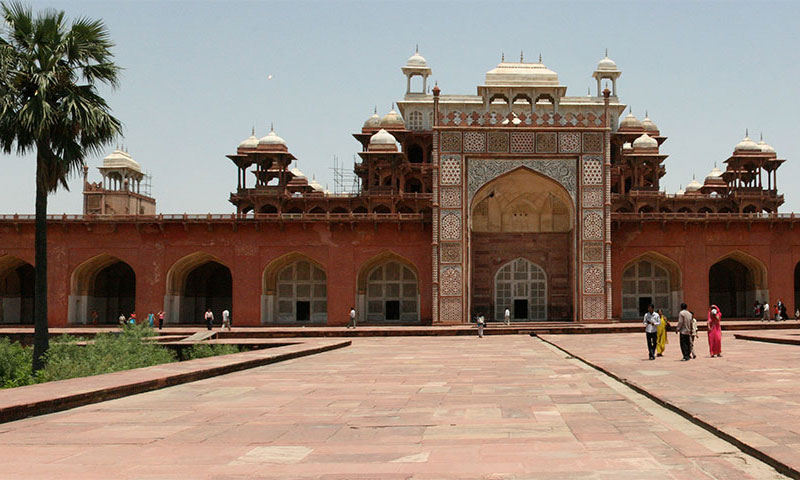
[[35, 325, 176, 383], [0, 338, 34, 388], [184, 343, 241, 360]]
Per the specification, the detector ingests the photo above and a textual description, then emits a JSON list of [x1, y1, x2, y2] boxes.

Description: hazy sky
[[2, 0, 799, 214]]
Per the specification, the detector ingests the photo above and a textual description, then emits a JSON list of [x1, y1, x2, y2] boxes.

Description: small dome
[[758, 139, 775, 154], [685, 178, 702, 192], [632, 133, 658, 149], [380, 109, 405, 128], [676, 187, 685, 196], [238, 129, 258, 149], [642, 115, 658, 133], [705, 166, 723, 181], [597, 55, 617, 71], [734, 135, 759, 152], [619, 111, 643, 130], [363, 112, 381, 129], [259, 128, 287, 147], [622, 142, 632, 150], [103, 149, 142, 173], [407, 51, 427, 67], [369, 128, 397, 146]]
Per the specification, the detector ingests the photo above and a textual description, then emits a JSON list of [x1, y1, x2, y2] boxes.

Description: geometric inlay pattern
[[440, 210, 462, 241], [487, 132, 509, 153], [583, 295, 605, 320], [582, 155, 603, 185], [440, 297, 462, 323], [582, 242, 604, 263], [582, 132, 603, 153], [467, 158, 577, 205], [440, 186, 462, 209], [440, 132, 462, 152], [510, 132, 535, 153], [559, 132, 581, 153], [440, 266, 463, 296], [536, 132, 557, 153], [441, 154, 462, 185], [583, 210, 603, 240], [582, 186, 603, 208], [463, 131, 486, 152], [440, 243, 462, 264], [583, 263, 605, 294]]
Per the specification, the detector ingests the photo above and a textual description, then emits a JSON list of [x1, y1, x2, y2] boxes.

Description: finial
[[538, 53, 542, 63], [501, 52, 504, 62], [760, 131, 764, 141], [392, 102, 395, 110], [251, 126, 255, 136], [520, 50, 524, 62], [605, 47, 608, 58], [374, 105, 377, 114], [588, 87, 591, 95], [745, 128, 749, 138], [415, 43, 418, 53], [645, 110, 649, 118], [270, 122, 274, 132]]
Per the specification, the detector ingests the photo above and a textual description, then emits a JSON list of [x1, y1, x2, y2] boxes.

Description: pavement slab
[[0, 336, 789, 479]]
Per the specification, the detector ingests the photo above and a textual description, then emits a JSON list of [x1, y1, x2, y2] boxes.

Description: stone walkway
[[0, 336, 787, 479], [542, 331, 800, 477]]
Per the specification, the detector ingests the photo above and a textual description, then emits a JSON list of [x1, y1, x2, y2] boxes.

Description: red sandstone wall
[[0, 221, 432, 327], [611, 221, 800, 319]]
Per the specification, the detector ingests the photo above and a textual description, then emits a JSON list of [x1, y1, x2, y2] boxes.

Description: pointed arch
[[494, 257, 547, 321], [357, 251, 420, 323], [0, 255, 34, 324], [164, 252, 231, 324], [709, 250, 768, 318], [262, 252, 327, 324], [69, 254, 136, 324], [621, 251, 683, 319]]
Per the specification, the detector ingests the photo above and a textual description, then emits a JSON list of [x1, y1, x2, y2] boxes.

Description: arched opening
[[0, 256, 34, 324], [678, 207, 692, 213], [494, 258, 547, 321], [405, 178, 423, 193], [659, 207, 672, 213], [262, 254, 327, 324], [373, 205, 391, 214], [284, 206, 303, 214], [743, 205, 757, 214], [709, 252, 767, 318], [357, 252, 420, 324], [621, 253, 682, 319], [512, 93, 532, 105], [719, 207, 733, 213], [698, 206, 713, 214], [407, 144, 424, 163], [470, 167, 575, 321], [330, 206, 348, 214], [165, 253, 232, 324], [353, 205, 368, 214], [397, 205, 414, 214], [259, 204, 278, 214], [308, 206, 326, 214], [69, 255, 136, 324], [638, 205, 654, 213], [489, 93, 509, 105]]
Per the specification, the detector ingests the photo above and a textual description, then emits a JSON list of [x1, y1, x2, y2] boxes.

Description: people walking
[[504, 307, 511, 326], [158, 310, 164, 330], [221, 309, 231, 331], [708, 305, 723, 357], [204, 308, 214, 330], [347, 306, 357, 328], [643, 304, 660, 360], [676, 303, 692, 361], [690, 311, 698, 359], [656, 308, 669, 357], [763, 301, 770, 321], [476, 312, 485, 338]]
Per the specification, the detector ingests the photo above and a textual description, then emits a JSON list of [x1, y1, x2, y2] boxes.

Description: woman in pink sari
[[707, 305, 722, 357]]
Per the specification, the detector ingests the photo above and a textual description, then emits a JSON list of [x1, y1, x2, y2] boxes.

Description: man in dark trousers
[[643, 304, 660, 360], [676, 303, 693, 361]]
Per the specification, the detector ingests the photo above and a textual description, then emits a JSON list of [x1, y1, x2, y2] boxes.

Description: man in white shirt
[[204, 308, 214, 331], [347, 307, 357, 328], [643, 304, 660, 360], [221, 309, 231, 331], [504, 307, 511, 326], [763, 301, 770, 321]]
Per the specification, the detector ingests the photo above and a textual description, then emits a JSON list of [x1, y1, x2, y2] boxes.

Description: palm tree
[[0, 2, 122, 371]]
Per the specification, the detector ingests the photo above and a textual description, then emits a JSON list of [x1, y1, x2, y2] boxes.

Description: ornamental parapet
[[0, 212, 429, 225], [611, 212, 800, 223]]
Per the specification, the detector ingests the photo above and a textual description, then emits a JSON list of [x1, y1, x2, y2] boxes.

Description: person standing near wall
[[204, 308, 214, 330], [222, 309, 231, 331], [656, 308, 669, 357], [643, 304, 660, 360], [708, 305, 723, 358], [158, 310, 165, 330], [676, 303, 692, 361], [476, 312, 485, 338], [348, 306, 357, 329], [504, 307, 511, 326]]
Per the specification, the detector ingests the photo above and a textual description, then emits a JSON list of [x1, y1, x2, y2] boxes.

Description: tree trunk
[[32, 152, 49, 372]]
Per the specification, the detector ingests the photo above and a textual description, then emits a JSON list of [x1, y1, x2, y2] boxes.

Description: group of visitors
[[643, 303, 722, 360], [204, 308, 232, 331], [753, 299, 797, 321], [117, 311, 165, 329]]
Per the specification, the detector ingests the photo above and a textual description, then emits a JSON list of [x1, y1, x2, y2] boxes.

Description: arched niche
[[165, 252, 232, 324], [356, 251, 420, 324], [68, 254, 136, 324], [0, 255, 34, 324], [261, 252, 327, 324], [494, 258, 547, 321], [621, 252, 683, 319], [708, 251, 768, 318]]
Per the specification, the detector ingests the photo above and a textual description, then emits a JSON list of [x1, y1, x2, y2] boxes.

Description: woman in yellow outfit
[[656, 308, 669, 356]]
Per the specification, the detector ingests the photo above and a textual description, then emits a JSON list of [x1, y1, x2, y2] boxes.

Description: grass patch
[[0, 324, 242, 388]]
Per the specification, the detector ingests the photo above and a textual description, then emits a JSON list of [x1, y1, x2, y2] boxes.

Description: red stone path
[[542, 331, 800, 478], [0, 337, 786, 479]]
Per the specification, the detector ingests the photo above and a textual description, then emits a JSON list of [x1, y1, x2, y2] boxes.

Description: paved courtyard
[[0, 336, 789, 479]]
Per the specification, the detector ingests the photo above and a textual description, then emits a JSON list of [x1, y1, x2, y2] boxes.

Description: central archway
[[470, 167, 575, 321], [0, 255, 34, 324], [262, 253, 328, 324], [708, 251, 767, 318], [357, 252, 420, 324], [69, 254, 136, 324], [165, 253, 232, 324]]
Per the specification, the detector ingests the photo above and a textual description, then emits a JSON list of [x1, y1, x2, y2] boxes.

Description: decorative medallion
[[440, 243, 462, 264], [582, 186, 603, 208], [440, 132, 462, 152], [583, 210, 603, 240], [582, 132, 603, 153], [536, 132, 557, 153], [583, 295, 605, 320], [440, 210, 462, 241], [583, 264, 605, 294], [440, 266, 463, 296], [440, 186, 462, 209], [510, 132, 535, 153], [440, 297, 462, 323], [440, 154, 462, 185], [582, 155, 603, 185], [558, 132, 581, 153], [487, 132, 509, 153], [463, 131, 486, 152], [582, 242, 604, 263]]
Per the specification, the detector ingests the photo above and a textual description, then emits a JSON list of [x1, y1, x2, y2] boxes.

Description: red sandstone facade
[[0, 51, 796, 326]]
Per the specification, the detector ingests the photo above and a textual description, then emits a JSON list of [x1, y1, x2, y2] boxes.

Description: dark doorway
[[385, 300, 400, 320], [295, 301, 310, 321], [709, 258, 754, 318], [514, 299, 528, 319], [91, 261, 135, 324], [0, 263, 34, 324], [795, 263, 800, 316], [638, 297, 653, 317], [182, 261, 232, 324]]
